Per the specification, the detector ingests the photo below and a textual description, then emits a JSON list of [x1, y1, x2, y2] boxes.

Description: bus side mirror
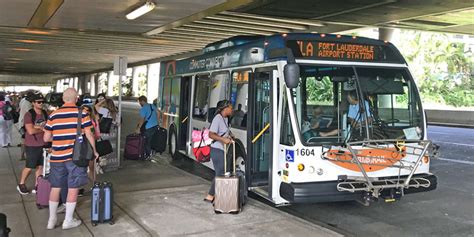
[[284, 63, 300, 88]]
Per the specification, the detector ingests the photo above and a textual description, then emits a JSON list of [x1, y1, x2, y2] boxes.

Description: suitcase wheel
[[92, 223, 98, 227], [109, 221, 115, 225], [214, 210, 222, 214]]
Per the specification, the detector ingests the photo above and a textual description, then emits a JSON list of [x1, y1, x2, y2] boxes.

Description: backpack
[[28, 109, 48, 141], [2, 102, 14, 120], [29, 108, 48, 125]]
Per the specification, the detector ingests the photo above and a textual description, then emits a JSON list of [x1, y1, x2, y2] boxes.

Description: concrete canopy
[[0, 0, 473, 85]]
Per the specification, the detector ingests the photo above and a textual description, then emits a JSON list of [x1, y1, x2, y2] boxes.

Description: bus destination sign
[[288, 40, 380, 61]]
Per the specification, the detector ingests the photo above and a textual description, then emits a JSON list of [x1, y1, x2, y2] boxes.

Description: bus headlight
[[297, 164, 305, 171], [423, 156, 430, 164], [316, 168, 324, 176]]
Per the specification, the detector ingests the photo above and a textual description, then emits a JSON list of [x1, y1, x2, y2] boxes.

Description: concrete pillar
[[90, 74, 96, 95], [107, 71, 114, 97], [378, 28, 394, 42], [378, 28, 395, 108], [94, 74, 99, 96], [147, 63, 160, 104], [132, 67, 139, 97]]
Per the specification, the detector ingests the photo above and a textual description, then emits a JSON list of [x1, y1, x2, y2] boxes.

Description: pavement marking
[[438, 157, 474, 165], [428, 131, 452, 135], [434, 141, 474, 147]]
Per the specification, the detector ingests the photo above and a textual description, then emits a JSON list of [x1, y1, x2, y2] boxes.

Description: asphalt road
[[121, 103, 473, 237], [278, 126, 474, 237]]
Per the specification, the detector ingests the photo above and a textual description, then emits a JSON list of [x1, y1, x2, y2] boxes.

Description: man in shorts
[[43, 88, 99, 230], [17, 93, 47, 195]]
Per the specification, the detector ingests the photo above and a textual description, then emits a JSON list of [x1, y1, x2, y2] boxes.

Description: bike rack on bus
[[321, 139, 438, 198]]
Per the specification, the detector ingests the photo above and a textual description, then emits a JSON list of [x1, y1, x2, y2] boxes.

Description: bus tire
[[168, 126, 179, 160], [229, 140, 246, 174]]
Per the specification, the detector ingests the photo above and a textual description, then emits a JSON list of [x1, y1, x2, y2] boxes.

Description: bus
[[157, 33, 437, 205]]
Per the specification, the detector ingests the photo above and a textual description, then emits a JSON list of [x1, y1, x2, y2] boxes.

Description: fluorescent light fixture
[[126, 1, 155, 20]]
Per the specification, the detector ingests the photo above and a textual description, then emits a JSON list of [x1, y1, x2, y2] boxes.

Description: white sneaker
[[56, 204, 66, 214], [47, 218, 57, 230], [62, 218, 82, 230]]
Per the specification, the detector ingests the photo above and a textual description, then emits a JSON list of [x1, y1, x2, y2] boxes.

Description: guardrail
[[426, 109, 474, 128]]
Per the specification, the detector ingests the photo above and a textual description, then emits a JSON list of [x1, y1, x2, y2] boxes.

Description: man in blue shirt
[[136, 96, 159, 159], [347, 90, 372, 128]]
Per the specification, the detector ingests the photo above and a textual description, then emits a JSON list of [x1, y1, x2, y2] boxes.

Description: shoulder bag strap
[[76, 108, 82, 138], [146, 104, 153, 122]]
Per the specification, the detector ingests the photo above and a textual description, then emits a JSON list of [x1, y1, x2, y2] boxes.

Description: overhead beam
[[145, 0, 257, 36], [28, 0, 64, 28]]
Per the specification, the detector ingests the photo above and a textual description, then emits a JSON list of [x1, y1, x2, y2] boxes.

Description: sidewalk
[[0, 131, 343, 237]]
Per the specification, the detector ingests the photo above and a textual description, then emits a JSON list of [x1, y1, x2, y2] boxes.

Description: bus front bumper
[[279, 173, 437, 203]]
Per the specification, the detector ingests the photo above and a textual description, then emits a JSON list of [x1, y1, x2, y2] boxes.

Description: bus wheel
[[169, 128, 178, 160], [234, 149, 246, 174]]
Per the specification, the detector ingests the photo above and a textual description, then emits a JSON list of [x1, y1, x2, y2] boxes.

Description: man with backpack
[[18, 91, 34, 160], [135, 95, 159, 160], [17, 93, 48, 195]]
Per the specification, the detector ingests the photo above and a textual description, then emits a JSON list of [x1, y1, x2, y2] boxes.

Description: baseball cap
[[215, 100, 232, 115], [31, 92, 44, 101]]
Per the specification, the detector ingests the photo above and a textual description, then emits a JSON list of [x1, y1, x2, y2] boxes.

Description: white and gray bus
[[157, 33, 437, 205]]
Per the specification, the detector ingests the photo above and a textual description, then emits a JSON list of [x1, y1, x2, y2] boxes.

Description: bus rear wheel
[[169, 127, 179, 160]]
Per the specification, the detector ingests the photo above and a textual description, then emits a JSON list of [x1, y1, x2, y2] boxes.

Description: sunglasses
[[35, 101, 44, 104]]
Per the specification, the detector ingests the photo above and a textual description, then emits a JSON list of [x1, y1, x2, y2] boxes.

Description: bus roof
[[161, 33, 406, 77]]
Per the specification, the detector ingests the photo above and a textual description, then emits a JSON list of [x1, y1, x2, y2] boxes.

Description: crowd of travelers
[[1, 88, 121, 230]]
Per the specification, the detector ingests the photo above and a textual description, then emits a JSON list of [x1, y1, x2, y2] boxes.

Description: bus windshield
[[292, 65, 424, 145]]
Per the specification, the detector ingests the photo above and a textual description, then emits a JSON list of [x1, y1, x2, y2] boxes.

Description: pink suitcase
[[214, 143, 243, 214], [36, 149, 51, 209]]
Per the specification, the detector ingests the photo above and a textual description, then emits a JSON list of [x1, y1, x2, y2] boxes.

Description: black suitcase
[[151, 126, 167, 153], [0, 213, 11, 237]]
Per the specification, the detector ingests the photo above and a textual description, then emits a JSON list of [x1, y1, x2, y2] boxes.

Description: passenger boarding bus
[[157, 33, 437, 205]]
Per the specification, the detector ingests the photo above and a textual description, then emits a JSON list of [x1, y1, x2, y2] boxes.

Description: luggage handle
[[223, 141, 236, 176]]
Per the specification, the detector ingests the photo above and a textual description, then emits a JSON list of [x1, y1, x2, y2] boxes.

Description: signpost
[[114, 56, 127, 168]]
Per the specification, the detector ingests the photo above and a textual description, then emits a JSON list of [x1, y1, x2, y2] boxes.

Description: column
[[378, 28, 395, 108], [107, 71, 114, 97], [132, 67, 139, 97]]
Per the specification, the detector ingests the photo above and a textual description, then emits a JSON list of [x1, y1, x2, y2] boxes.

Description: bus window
[[356, 67, 423, 140], [281, 89, 295, 146], [294, 65, 357, 144], [230, 71, 250, 129], [192, 74, 210, 121], [162, 77, 172, 114], [208, 72, 230, 122]]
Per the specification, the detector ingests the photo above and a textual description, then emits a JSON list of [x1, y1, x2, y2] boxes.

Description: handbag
[[99, 117, 113, 134], [72, 109, 93, 167], [96, 139, 113, 157], [192, 129, 211, 163]]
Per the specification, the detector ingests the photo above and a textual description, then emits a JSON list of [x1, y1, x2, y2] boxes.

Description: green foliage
[[397, 31, 474, 107], [306, 77, 333, 104]]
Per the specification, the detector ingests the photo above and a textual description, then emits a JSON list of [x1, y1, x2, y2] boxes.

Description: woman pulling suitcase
[[204, 100, 234, 203]]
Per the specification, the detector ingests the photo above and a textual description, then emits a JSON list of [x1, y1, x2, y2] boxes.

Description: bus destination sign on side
[[288, 40, 379, 61]]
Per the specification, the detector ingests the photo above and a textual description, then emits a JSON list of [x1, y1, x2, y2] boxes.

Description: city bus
[[157, 33, 437, 205]]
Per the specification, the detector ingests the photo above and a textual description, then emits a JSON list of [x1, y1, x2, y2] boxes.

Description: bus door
[[248, 70, 273, 197], [178, 76, 191, 151]]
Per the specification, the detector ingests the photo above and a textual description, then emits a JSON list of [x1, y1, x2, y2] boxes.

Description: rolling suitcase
[[151, 126, 167, 154], [0, 213, 11, 237], [36, 149, 51, 209], [124, 134, 145, 160], [91, 171, 114, 226], [214, 143, 243, 214]]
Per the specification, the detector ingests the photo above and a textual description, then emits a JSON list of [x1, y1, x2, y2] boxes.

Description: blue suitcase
[[91, 182, 114, 226]]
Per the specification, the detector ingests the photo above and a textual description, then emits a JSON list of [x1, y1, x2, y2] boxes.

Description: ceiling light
[[15, 39, 42, 44], [126, 1, 155, 20], [12, 48, 33, 51], [21, 29, 52, 35]]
